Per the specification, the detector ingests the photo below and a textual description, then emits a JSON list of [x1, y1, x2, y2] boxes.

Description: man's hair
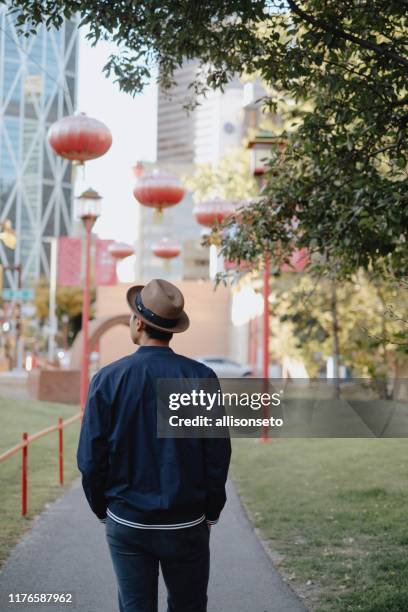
[[144, 322, 173, 342]]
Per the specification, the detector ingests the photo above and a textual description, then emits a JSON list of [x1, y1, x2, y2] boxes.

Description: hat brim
[[126, 285, 190, 333]]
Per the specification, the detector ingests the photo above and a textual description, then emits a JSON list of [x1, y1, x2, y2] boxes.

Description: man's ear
[[136, 317, 144, 332]]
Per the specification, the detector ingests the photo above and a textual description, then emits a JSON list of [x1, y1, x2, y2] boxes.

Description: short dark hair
[[144, 323, 173, 342]]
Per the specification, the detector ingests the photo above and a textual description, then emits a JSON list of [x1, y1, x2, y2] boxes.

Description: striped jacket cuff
[[206, 518, 219, 525]]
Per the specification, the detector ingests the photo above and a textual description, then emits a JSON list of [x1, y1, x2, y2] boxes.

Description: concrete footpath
[[0, 480, 305, 612]]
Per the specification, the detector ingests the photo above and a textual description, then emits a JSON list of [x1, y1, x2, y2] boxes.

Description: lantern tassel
[[153, 208, 164, 224], [72, 160, 86, 182]]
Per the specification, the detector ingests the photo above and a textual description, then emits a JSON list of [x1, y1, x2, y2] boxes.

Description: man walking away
[[77, 279, 231, 612]]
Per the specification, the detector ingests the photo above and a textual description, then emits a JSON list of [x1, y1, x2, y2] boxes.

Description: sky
[[76, 32, 157, 246]]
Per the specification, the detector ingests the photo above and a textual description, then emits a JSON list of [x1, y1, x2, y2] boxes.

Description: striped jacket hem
[[106, 508, 206, 530]]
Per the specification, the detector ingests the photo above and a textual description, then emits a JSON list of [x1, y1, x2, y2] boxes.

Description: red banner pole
[[58, 417, 64, 485], [263, 254, 270, 380], [21, 432, 28, 516], [262, 255, 270, 442], [249, 317, 258, 375]]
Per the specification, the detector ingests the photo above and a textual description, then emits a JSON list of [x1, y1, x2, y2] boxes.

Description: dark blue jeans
[[106, 515, 210, 612]]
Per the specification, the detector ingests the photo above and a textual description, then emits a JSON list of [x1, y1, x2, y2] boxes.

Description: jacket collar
[[135, 346, 174, 353]]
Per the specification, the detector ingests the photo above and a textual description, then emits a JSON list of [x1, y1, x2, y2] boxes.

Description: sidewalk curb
[[230, 477, 308, 611]]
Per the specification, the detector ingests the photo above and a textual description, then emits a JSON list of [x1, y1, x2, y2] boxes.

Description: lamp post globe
[[76, 188, 102, 226]]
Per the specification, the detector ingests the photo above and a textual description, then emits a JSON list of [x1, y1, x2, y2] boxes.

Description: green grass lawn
[[0, 395, 81, 568], [231, 437, 408, 612]]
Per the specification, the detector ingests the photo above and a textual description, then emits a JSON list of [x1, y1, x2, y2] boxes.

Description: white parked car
[[196, 356, 252, 378]]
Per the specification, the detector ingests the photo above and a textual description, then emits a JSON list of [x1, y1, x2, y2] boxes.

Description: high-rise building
[[0, 7, 78, 289], [136, 65, 249, 282], [156, 61, 197, 167], [193, 77, 246, 166]]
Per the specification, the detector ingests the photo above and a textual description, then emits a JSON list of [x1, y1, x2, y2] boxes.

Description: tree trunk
[[376, 287, 392, 400], [330, 275, 341, 399]]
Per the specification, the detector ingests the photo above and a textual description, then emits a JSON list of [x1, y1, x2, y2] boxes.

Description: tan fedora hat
[[126, 279, 190, 333]]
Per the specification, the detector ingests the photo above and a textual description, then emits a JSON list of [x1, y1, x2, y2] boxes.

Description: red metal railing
[[0, 412, 82, 516]]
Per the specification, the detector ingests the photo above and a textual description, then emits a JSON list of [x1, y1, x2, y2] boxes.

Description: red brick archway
[[70, 314, 130, 369]]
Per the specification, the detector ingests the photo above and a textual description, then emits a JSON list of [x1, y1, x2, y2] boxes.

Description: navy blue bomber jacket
[[76, 346, 231, 529]]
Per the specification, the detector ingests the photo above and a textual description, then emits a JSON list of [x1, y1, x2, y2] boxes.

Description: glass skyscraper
[[0, 6, 78, 289]]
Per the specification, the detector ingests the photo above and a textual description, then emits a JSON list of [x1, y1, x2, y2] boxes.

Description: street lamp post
[[247, 132, 288, 379], [247, 132, 279, 381], [76, 188, 102, 412], [247, 131, 287, 441], [42, 237, 58, 364]]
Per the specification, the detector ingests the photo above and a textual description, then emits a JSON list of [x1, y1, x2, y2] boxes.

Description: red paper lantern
[[193, 198, 236, 228], [47, 113, 112, 163], [108, 242, 134, 260], [152, 237, 181, 259], [133, 170, 185, 212]]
